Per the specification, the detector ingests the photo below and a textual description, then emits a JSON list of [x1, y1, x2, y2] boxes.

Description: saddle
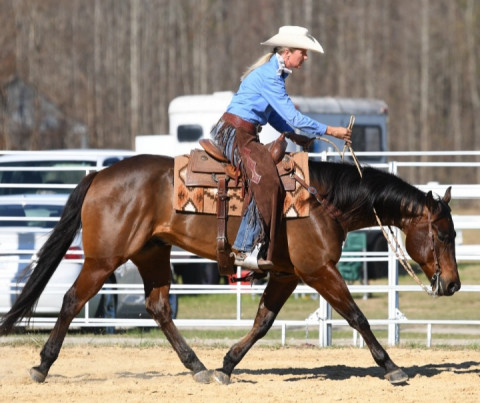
[[174, 134, 310, 276], [187, 136, 296, 190]]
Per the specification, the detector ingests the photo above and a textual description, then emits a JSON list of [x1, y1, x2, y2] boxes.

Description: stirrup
[[231, 244, 274, 271]]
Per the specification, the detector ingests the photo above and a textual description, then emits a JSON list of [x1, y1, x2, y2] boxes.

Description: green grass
[[110, 263, 480, 346], [170, 263, 480, 322], [5, 263, 479, 347]]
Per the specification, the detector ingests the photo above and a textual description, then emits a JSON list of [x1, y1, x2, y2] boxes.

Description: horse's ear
[[443, 186, 452, 204], [426, 191, 435, 211]]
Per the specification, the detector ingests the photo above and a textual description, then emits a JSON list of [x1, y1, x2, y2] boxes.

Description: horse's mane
[[309, 161, 426, 225]]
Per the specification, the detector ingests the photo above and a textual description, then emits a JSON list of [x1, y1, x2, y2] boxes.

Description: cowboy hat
[[261, 26, 324, 53]]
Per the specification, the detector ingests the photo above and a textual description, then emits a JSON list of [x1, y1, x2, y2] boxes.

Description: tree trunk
[[419, 0, 430, 183]]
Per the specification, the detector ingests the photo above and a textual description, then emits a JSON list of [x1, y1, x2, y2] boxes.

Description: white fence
[[1, 150, 480, 347]]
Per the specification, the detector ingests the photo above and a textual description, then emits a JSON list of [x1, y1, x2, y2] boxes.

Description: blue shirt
[[226, 54, 327, 137]]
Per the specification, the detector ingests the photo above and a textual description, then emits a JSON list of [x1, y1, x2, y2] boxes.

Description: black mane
[[309, 161, 427, 225]]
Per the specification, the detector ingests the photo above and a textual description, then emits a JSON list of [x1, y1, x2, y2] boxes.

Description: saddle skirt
[[173, 149, 311, 218]]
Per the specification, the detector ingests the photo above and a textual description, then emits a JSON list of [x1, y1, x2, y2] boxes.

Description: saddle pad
[[173, 151, 310, 218]]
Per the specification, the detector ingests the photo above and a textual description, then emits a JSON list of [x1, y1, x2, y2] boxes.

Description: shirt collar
[[275, 53, 292, 77]]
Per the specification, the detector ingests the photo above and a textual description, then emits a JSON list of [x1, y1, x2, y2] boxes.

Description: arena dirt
[[1, 343, 479, 402]]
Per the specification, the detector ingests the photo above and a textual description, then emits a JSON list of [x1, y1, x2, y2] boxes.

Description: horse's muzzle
[[436, 277, 461, 296]]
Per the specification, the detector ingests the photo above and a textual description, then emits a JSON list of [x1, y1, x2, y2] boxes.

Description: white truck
[[136, 92, 389, 282]]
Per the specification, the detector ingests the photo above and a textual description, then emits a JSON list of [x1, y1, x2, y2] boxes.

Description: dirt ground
[[1, 341, 480, 403]]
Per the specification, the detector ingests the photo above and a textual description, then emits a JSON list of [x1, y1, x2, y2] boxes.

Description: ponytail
[[240, 47, 289, 81]]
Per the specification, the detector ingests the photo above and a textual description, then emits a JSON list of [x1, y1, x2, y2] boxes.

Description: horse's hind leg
[[29, 257, 121, 383], [300, 261, 408, 384], [133, 243, 209, 381], [215, 272, 299, 384]]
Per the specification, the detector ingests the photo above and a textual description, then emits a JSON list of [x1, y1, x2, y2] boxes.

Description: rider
[[211, 26, 352, 271]]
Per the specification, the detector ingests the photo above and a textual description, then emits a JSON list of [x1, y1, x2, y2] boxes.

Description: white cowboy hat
[[261, 26, 324, 53]]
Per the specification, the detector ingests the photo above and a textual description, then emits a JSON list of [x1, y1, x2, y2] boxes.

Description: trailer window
[[177, 124, 203, 142], [351, 126, 382, 152]]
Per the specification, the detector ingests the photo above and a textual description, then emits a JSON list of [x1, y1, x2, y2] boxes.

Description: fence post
[[387, 161, 400, 345], [318, 296, 332, 347], [236, 266, 242, 321]]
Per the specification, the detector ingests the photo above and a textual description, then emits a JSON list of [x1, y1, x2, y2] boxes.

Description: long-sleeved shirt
[[226, 54, 327, 137]]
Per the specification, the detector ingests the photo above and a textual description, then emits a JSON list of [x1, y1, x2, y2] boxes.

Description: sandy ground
[[1, 341, 480, 403]]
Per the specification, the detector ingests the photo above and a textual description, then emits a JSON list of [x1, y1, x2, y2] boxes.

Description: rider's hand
[[326, 126, 352, 144]]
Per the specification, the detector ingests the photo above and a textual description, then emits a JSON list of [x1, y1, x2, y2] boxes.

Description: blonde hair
[[240, 47, 290, 81]]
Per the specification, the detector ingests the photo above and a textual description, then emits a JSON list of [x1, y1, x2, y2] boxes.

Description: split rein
[[298, 115, 440, 297]]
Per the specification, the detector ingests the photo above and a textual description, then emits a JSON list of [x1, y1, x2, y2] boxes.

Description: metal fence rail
[[1, 150, 480, 347]]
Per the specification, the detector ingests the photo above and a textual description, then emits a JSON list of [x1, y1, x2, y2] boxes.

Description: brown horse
[[0, 154, 460, 385]]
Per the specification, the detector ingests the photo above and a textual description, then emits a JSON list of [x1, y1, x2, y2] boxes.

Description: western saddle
[[194, 134, 292, 275]]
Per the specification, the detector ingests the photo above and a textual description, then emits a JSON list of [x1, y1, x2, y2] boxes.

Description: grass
[[168, 263, 480, 322], [115, 263, 480, 346], [4, 263, 479, 347]]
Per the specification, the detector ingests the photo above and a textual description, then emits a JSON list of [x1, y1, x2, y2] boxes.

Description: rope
[[316, 115, 434, 296]]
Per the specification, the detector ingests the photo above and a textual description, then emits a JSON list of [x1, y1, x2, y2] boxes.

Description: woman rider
[[211, 26, 352, 271]]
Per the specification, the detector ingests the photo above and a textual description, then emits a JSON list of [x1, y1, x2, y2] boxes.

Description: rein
[[300, 116, 440, 297]]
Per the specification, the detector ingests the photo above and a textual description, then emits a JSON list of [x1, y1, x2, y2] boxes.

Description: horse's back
[[81, 154, 175, 255]]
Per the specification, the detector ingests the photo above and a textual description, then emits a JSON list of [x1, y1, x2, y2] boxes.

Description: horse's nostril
[[447, 282, 461, 295]]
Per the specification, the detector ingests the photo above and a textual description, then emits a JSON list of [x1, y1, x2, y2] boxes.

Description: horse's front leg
[[214, 271, 299, 384], [300, 261, 408, 384]]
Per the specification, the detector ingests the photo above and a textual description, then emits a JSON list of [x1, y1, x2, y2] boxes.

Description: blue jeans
[[222, 128, 262, 252], [233, 197, 262, 252]]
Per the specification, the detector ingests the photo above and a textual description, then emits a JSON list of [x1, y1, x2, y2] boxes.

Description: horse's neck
[[342, 212, 395, 234], [340, 198, 422, 234], [366, 206, 423, 237], [311, 162, 424, 233]]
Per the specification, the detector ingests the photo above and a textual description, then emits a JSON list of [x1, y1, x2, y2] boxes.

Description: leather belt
[[221, 112, 259, 135]]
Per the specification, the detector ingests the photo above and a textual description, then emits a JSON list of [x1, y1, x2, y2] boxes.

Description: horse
[[0, 154, 460, 385]]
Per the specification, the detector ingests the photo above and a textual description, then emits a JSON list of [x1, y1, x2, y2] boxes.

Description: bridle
[[427, 209, 443, 295], [291, 161, 444, 297], [310, 115, 444, 296], [293, 115, 446, 296], [366, 205, 443, 297]]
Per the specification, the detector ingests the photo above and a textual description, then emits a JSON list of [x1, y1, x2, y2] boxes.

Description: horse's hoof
[[29, 367, 46, 383], [384, 368, 408, 384], [193, 369, 214, 384], [212, 370, 230, 385]]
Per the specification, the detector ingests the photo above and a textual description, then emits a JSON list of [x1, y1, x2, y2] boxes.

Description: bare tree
[[0, 0, 479, 189], [419, 0, 430, 183], [466, 0, 480, 170]]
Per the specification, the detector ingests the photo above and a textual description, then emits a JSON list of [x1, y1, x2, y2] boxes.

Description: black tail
[[0, 172, 98, 335]]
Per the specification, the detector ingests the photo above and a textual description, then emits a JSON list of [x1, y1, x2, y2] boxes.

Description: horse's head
[[404, 187, 461, 296]]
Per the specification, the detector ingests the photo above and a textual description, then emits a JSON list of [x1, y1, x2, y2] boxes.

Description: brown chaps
[[233, 128, 285, 261]]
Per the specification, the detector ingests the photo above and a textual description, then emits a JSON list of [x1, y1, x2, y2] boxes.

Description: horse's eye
[[437, 231, 448, 243]]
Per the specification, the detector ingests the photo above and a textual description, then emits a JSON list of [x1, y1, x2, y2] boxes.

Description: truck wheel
[[368, 235, 388, 279], [94, 277, 117, 334]]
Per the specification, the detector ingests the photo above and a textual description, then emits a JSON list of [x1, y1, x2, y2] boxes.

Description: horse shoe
[[212, 370, 231, 385], [29, 367, 47, 383], [384, 368, 408, 384], [193, 369, 215, 384]]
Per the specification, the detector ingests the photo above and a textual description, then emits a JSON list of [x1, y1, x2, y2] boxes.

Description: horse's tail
[[0, 171, 98, 335]]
